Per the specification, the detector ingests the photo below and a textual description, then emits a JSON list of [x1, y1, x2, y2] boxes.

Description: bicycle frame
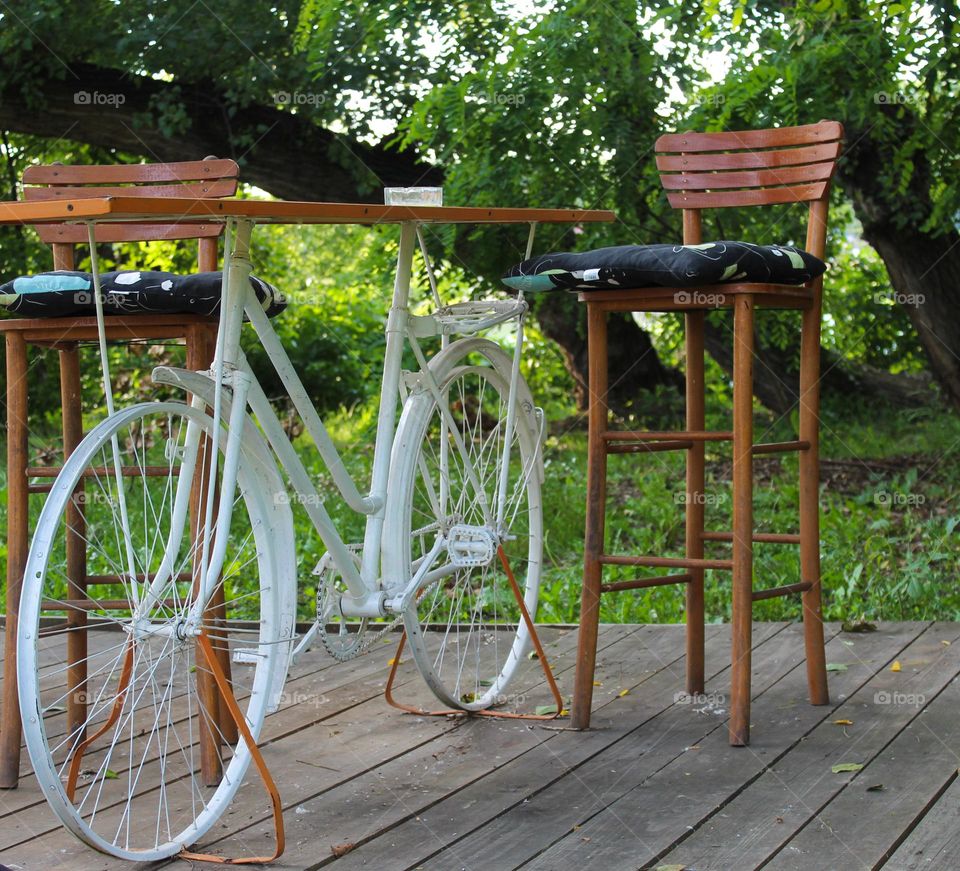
[[88, 216, 536, 624]]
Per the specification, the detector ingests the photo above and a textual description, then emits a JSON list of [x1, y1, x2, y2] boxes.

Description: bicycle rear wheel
[[385, 339, 543, 711], [18, 402, 287, 860]]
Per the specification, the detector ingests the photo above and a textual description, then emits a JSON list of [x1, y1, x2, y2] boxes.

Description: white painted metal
[[360, 221, 416, 589], [241, 290, 378, 516], [86, 222, 140, 601], [383, 338, 543, 710], [22, 211, 549, 858], [17, 402, 290, 859]]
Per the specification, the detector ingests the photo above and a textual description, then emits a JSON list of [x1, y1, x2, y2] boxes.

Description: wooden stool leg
[[799, 299, 829, 705], [61, 347, 88, 743], [191, 435, 223, 787], [1, 333, 29, 788], [572, 305, 608, 731], [192, 324, 237, 744], [187, 325, 226, 786], [730, 298, 755, 747], [685, 311, 706, 695]]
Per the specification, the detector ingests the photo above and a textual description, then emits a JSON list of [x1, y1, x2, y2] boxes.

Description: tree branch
[[0, 62, 441, 201]]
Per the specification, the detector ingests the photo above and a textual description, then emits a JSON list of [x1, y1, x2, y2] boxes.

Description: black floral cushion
[[501, 241, 826, 293], [0, 270, 286, 318]]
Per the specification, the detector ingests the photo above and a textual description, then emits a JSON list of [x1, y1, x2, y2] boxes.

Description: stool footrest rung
[[752, 440, 810, 454], [597, 554, 733, 570], [42, 597, 182, 611], [603, 430, 732, 442], [751, 581, 813, 601], [702, 531, 801, 544], [27, 465, 180, 478], [607, 441, 693, 454], [600, 573, 692, 593]]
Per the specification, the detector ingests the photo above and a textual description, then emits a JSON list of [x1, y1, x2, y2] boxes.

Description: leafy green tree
[[685, 0, 960, 408]]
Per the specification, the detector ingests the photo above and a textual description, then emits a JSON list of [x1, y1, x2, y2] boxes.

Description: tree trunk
[[858, 225, 960, 409], [703, 316, 934, 418], [838, 116, 960, 409], [530, 293, 683, 412]]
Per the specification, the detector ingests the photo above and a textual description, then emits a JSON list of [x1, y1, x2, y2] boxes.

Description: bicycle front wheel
[[17, 401, 287, 861], [385, 339, 543, 711]]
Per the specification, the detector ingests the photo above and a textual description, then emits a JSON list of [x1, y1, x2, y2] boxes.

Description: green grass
[[533, 397, 960, 624], [3, 394, 958, 626]]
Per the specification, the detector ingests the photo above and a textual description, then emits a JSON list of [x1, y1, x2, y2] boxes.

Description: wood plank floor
[[1, 621, 957, 870]]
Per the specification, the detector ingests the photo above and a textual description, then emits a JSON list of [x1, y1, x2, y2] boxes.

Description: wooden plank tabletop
[[0, 197, 617, 227]]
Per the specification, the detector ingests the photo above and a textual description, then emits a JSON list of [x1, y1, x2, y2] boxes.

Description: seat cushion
[[0, 270, 286, 318], [501, 241, 826, 293]]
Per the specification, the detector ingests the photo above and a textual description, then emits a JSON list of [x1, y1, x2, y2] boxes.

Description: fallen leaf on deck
[[330, 843, 355, 858], [387, 657, 401, 666], [866, 784, 885, 792], [832, 762, 864, 774], [656, 865, 687, 871], [826, 663, 848, 672], [535, 704, 558, 716], [942, 640, 951, 646], [841, 619, 876, 633], [891, 660, 902, 672], [593, 681, 603, 686], [833, 719, 854, 726], [528, 650, 539, 660], [618, 689, 630, 697]]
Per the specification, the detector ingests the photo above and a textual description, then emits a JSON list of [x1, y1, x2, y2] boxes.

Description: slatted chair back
[[21, 157, 240, 271], [654, 120, 843, 257]]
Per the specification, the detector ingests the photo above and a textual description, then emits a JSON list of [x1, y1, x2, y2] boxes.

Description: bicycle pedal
[[232, 648, 264, 665], [447, 524, 497, 567]]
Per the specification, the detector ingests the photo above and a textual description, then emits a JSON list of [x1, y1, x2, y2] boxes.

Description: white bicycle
[[16, 216, 552, 860]]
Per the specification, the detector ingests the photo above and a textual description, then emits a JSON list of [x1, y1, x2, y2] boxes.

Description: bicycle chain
[[316, 609, 404, 662]]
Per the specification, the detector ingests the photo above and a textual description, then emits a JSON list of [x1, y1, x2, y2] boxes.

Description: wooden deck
[[1, 620, 958, 870]]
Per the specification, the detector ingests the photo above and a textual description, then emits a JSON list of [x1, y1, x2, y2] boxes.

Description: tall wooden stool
[[0, 157, 238, 788], [572, 121, 843, 746]]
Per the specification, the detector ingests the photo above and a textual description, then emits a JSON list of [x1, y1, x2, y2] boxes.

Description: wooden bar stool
[[0, 158, 238, 788], [572, 121, 843, 746]]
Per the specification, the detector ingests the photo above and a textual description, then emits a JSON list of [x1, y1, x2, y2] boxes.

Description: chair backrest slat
[[22, 158, 239, 185], [656, 121, 842, 154], [660, 161, 835, 193], [654, 120, 843, 259], [22, 157, 239, 247], [665, 182, 831, 210], [24, 180, 238, 202], [655, 141, 840, 172]]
